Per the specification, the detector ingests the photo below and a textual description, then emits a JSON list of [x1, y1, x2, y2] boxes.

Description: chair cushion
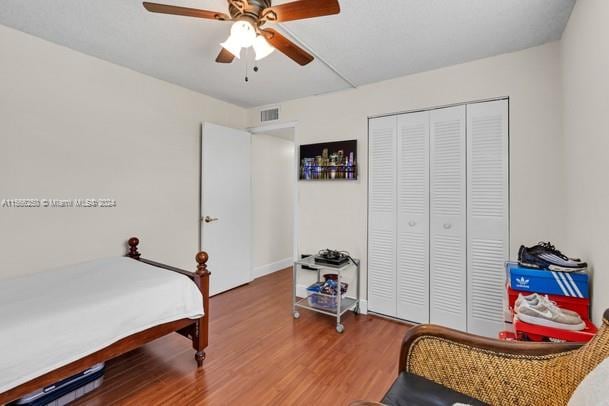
[[381, 372, 488, 406], [568, 357, 609, 406]]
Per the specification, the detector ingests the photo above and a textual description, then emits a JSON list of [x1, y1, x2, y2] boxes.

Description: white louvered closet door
[[396, 112, 430, 323], [429, 105, 467, 331], [467, 100, 509, 337], [368, 116, 397, 317]]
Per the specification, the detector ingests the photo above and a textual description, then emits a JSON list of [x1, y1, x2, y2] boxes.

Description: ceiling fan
[[143, 0, 341, 66]]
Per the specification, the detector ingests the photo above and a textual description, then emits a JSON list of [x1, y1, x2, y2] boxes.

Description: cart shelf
[[295, 295, 358, 317]]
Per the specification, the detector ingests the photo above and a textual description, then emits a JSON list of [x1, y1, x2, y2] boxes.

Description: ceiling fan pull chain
[[244, 48, 250, 82]]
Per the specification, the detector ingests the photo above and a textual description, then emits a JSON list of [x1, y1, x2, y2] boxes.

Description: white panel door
[[396, 111, 430, 323], [467, 100, 509, 337], [202, 122, 252, 296], [429, 105, 467, 330], [368, 116, 397, 317]]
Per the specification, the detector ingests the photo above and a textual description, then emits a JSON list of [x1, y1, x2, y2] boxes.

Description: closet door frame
[[367, 97, 510, 332]]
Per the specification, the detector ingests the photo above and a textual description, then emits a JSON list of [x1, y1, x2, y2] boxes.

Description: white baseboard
[[358, 299, 368, 315], [252, 257, 293, 279]]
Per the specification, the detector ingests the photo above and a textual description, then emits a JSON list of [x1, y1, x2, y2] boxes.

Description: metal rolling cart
[[292, 255, 360, 333]]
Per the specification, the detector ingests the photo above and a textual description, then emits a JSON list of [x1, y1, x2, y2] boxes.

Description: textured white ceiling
[[0, 0, 575, 107]]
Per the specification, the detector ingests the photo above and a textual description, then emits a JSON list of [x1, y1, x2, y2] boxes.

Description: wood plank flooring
[[73, 268, 410, 406]]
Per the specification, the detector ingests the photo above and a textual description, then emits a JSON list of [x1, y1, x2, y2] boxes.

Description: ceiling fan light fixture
[[220, 35, 242, 58], [253, 35, 275, 61], [230, 20, 256, 48]]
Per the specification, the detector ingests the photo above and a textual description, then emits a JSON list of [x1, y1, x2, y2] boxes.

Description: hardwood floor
[[73, 268, 410, 406]]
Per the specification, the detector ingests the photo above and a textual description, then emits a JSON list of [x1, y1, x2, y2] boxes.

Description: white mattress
[[0, 257, 204, 393]]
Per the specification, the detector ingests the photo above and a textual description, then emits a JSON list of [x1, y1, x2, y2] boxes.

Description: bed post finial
[[127, 237, 141, 260], [195, 251, 209, 275]]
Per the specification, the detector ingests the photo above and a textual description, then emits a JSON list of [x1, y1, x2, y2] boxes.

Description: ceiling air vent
[[260, 106, 280, 123]]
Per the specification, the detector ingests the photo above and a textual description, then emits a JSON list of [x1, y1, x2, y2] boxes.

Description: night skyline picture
[[299, 140, 357, 180]]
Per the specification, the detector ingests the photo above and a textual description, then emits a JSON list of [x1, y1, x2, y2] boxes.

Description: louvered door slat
[[467, 100, 509, 337], [368, 116, 397, 317], [429, 105, 467, 331], [396, 111, 430, 323]]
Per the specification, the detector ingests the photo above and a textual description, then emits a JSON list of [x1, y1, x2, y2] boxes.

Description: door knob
[[408, 220, 416, 227], [443, 223, 452, 230], [204, 216, 219, 223]]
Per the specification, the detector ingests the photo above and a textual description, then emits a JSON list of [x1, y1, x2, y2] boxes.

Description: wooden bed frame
[[0, 237, 210, 405]]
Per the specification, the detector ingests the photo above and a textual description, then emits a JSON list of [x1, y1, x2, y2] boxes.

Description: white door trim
[[248, 121, 299, 271]]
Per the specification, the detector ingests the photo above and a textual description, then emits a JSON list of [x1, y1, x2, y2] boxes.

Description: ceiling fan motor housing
[[229, 0, 272, 26]]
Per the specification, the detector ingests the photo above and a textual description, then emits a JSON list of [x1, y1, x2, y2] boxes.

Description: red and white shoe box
[[512, 317, 597, 343], [500, 286, 596, 343], [506, 286, 590, 321]]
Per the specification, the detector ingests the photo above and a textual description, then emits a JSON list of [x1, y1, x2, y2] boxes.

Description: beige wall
[[251, 133, 294, 273], [247, 42, 565, 303], [6, 16, 598, 322], [0, 25, 246, 277], [561, 0, 609, 324]]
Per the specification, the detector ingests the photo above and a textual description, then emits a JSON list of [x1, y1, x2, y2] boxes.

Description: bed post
[[193, 251, 210, 367], [127, 237, 141, 260]]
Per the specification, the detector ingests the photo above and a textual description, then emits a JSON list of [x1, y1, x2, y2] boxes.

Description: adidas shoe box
[[11, 363, 104, 406], [507, 262, 589, 299]]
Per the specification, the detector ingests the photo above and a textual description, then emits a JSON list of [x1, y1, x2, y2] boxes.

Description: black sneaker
[[518, 242, 587, 272], [538, 241, 581, 262]]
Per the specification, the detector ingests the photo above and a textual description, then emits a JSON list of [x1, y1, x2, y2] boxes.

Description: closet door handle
[[408, 220, 416, 227], [443, 223, 452, 230]]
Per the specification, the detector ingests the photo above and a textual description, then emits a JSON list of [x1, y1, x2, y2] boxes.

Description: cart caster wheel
[[336, 324, 344, 333], [293, 311, 300, 319]]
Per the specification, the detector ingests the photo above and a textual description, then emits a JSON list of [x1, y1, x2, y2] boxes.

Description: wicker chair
[[382, 309, 609, 405]]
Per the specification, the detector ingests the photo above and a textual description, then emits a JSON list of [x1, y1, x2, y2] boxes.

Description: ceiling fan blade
[[262, 28, 313, 66], [216, 48, 235, 64], [143, 2, 230, 21], [262, 0, 340, 23]]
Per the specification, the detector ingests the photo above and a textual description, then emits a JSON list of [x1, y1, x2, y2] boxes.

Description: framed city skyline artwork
[[299, 140, 357, 181]]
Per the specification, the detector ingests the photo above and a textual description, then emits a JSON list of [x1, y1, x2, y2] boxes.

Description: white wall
[[561, 0, 609, 325], [0, 25, 246, 278], [247, 42, 565, 302], [251, 133, 294, 277]]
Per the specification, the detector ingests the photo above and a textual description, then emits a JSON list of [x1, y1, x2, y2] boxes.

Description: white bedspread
[[0, 257, 204, 393]]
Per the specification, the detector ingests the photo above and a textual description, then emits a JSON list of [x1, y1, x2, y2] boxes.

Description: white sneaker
[[515, 293, 539, 310], [515, 293, 581, 318], [516, 299, 585, 331], [540, 295, 582, 318]]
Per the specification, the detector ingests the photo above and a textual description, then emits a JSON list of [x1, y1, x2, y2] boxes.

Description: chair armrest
[[400, 324, 582, 371], [400, 324, 583, 406]]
